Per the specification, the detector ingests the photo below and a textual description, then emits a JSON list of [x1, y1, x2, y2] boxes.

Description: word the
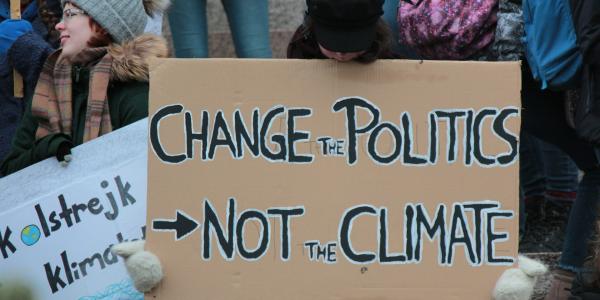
[[304, 241, 337, 263]]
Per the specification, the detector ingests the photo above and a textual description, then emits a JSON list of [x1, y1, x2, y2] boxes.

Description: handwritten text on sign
[[150, 98, 517, 167], [146, 59, 522, 300], [149, 97, 517, 266]]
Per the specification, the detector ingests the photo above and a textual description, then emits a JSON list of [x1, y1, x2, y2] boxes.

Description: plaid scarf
[[31, 47, 113, 143]]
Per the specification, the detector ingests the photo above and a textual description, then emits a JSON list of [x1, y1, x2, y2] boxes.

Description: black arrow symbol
[[152, 210, 199, 241]]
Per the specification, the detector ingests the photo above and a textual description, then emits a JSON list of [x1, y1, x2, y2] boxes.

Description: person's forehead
[[63, 2, 75, 10]]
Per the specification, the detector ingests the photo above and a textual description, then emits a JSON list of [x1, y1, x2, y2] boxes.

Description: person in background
[[398, 1, 599, 298], [0, 0, 170, 176], [168, 0, 272, 58], [522, 62, 600, 300], [0, 0, 62, 167], [544, 0, 600, 298], [382, 0, 418, 59], [287, 0, 395, 62], [519, 131, 579, 253]]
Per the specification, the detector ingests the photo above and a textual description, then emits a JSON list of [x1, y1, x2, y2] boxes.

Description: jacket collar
[[49, 33, 169, 82]]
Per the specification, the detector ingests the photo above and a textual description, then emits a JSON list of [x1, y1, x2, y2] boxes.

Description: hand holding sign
[[112, 241, 163, 293], [492, 255, 547, 300]]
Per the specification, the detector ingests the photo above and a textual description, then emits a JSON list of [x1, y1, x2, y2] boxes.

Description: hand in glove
[[55, 140, 73, 167], [493, 255, 548, 300], [112, 241, 163, 293], [0, 20, 33, 56]]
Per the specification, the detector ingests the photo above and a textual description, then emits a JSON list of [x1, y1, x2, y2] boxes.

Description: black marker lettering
[[150, 104, 186, 163], [333, 97, 380, 165]]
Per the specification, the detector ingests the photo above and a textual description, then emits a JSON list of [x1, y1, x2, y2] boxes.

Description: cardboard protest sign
[[146, 59, 521, 299], [0, 120, 147, 300]]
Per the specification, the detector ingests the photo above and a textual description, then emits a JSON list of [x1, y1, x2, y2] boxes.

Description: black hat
[[307, 0, 384, 53]]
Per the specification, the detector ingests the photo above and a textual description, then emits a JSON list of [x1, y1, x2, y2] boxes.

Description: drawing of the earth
[[21, 225, 41, 246]]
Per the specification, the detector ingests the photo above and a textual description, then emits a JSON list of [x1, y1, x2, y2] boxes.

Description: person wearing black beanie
[[287, 0, 396, 62]]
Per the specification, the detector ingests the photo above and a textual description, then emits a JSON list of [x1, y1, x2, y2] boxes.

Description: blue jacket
[[0, 1, 56, 165], [0, 1, 38, 22]]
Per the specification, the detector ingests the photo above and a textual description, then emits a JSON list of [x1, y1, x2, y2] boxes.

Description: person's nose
[[55, 20, 65, 31]]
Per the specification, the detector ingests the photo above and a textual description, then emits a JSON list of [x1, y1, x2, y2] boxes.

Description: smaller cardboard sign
[[0, 120, 148, 300]]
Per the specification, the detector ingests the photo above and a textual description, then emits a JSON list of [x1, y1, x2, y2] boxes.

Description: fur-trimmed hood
[[108, 33, 169, 82]]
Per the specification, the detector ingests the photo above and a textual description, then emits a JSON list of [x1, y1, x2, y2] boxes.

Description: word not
[[199, 198, 305, 261], [338, 201, 513, 266], [44, 228, 145, 293]]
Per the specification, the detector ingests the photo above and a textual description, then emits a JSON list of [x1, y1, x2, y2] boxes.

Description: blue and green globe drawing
[[21, 225, 41, 246]]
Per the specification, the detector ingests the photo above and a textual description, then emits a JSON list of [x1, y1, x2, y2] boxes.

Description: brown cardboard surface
[[146, 59, 521, 300]]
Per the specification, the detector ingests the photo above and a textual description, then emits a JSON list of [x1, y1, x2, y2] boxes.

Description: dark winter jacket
[[0, 33, 55, 162], [569, 0, 600, 145], [0, 0, 59, 163], [571, 0, 600, 66], [0, 34, 168, 176], [489, 0, 524, 61]]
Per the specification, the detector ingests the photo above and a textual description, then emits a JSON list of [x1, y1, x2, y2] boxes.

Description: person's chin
[[59, 48, 86, 63], [58, 50, 74, 62], [335, 57, 353, 62]]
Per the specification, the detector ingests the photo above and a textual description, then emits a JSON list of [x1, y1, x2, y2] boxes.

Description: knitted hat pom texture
[[61, 0, 170, 43]]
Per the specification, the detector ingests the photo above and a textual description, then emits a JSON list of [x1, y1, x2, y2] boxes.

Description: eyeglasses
[[61, 8, 87, 23]]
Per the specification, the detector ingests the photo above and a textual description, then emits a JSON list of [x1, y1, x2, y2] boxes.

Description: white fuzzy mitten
[[111, 241, 163, 293], [492, 255, 548, 300]]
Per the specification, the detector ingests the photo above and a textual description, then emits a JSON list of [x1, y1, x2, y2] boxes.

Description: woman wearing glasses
[[0, 0, 169, 176]]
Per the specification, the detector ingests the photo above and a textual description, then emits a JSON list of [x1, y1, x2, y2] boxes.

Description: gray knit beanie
[[61, 0, 170, 44]]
